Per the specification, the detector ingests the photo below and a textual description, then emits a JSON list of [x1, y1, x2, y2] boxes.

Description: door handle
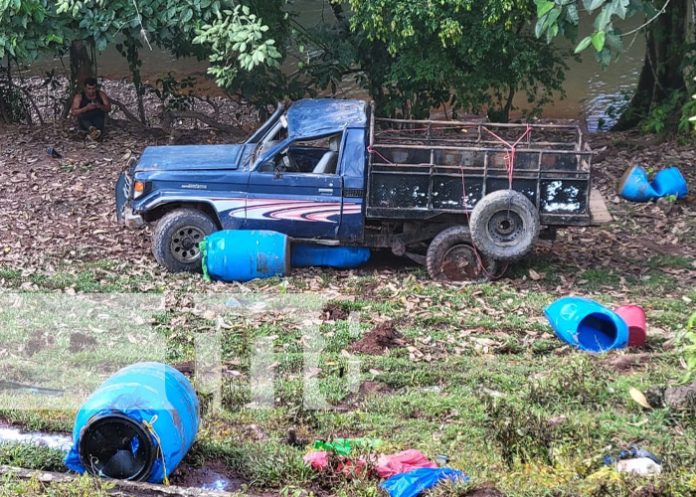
[[318, 188, 333, 194]]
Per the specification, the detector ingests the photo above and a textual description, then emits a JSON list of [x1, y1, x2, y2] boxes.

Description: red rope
[[481, 125, 532, 188], [367, 145, 396, 165]]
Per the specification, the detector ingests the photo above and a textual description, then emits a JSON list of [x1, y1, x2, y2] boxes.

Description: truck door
[[245, 134, 344, 239]]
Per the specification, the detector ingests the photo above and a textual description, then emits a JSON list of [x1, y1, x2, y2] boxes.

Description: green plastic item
[[199, 239, 211, 282], [313, 438, 382, 456]]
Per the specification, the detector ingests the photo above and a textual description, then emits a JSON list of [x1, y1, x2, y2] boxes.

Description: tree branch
[[161, 110, 239, 133], [109, 97, 146, 125]]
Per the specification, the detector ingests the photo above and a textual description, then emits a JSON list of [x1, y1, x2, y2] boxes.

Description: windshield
[[252, 114, 288, 164]]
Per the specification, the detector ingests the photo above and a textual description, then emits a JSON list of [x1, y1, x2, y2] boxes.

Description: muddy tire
[[426, 225, 497, 281], [152, 208, 217, 273], [469, 190, 540, 262]]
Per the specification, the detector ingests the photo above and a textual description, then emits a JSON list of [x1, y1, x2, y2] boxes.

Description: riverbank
[[0, 122, 694, 497]]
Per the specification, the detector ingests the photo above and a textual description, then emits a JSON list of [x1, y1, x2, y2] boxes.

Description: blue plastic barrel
[[291, 244, 371, 269], [618, 165, 658, 202], [201, 230, 290, 282], [652, 166, 688, 199], [544, 297, 629, 353], [65, 362, 199, 483]]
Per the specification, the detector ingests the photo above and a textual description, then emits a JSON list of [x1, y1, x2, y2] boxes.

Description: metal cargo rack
[[366, 115, 596, 226]]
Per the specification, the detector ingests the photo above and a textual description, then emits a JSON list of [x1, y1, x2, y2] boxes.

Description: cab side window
[[259, 133, 342, 174]]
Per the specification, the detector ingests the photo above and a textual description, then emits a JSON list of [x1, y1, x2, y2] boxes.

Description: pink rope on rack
[[481, 125, 532, 188], [367, 145, 395, 165]]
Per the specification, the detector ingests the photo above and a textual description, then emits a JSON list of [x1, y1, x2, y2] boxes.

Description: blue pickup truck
[[116, 98, 608, 280]]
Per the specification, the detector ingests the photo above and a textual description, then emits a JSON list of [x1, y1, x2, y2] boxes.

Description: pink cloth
[[303, 451, 367, 476], [376, 449, 438, 478], [304, 451, 330, 470]]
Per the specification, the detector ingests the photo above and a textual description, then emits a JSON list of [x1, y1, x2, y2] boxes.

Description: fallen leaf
[[629, 387, 652, 409]]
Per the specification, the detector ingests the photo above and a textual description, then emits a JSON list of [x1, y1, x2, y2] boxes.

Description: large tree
[[535, 0, 693, 132]]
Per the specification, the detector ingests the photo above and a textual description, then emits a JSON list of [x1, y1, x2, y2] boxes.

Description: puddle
[[170, 460, 245, 493], [0, 425, 72, 452], [200, 471, 235, 492]]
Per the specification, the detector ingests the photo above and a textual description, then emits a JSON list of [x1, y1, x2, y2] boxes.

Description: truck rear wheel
[[426, 226, 497, 281], [152, 208, 217, 273], [469, 190, 540, 262]]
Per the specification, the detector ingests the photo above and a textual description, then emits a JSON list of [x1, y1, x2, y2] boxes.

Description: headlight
[[133, 181, 146, 199]]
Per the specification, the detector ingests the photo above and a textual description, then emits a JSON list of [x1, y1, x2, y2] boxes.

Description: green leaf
[[583, 0, 606, 11], [594, 5, 612, 30], [591, 30, 605, 51], [574, 35, 593, 53], [610, 0, 629, 19], [605, 31, 623, 51], [535, 0, 555, 17], [565, 4, 580, 24]]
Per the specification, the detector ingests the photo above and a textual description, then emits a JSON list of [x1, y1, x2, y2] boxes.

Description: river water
[[30, 3, 643, 131]]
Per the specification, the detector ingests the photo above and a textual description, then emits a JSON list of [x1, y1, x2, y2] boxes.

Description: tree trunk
[[613, 0, 688, 131], [70, 41, 94, 88], [63, 41, 96, 118]]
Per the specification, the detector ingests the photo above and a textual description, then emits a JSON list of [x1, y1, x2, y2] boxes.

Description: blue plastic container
[[618, 165, 658, 202], [652, 166, 688, 199], [201, 230, 290, 282], [544, 297, 629, 353], [291, 244, 371, 269], [65, 362, 199, 483]]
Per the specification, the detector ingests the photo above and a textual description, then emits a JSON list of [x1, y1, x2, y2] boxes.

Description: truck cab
[[116, 99, 369, 272]]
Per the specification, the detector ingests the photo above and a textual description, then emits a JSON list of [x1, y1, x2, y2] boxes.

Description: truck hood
[[135, 144, 254, 172]]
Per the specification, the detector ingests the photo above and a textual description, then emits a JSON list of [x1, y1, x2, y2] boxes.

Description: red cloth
[[376, 450, 438, 478]]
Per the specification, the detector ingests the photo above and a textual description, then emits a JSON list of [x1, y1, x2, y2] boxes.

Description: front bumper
[[115, 170, 145, 228]]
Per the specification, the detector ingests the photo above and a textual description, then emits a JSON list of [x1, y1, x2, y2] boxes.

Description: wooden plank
[[590, 188, 613, 225]]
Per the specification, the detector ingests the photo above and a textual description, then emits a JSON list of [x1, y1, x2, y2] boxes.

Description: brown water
[[29, 4, 643, 131]]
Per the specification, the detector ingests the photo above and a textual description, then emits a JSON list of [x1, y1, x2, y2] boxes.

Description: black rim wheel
[[487, 210, 524, 245], [171, 225, 205, 263]]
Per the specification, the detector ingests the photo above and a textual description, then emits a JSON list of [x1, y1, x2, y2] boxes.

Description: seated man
[[71, 78, 111, 140]]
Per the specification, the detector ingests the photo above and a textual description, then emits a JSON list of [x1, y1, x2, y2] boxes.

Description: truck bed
[[366, 117, 595, 226]]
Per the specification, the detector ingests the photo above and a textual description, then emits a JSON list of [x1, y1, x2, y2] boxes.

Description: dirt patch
[[24, 331, 55, 356], [347, 321, 404, 355], [68, 332, 97, 353], [465, 484, 506, 497], [603, 353, 652, 373], [169, 459, 245, 492], [322, 302, 350, 321], [664, 381, 696, 412], [174, 360, 195, 376], [358, 380, 393, 397]]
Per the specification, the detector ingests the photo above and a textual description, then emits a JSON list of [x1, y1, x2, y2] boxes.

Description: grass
[[0, 259, 694, 497]]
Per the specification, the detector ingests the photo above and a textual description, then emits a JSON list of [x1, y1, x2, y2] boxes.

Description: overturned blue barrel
[[652, 166, 688, 199], [544, 297, 629, 353], [201, 230, 290, 282], [619, 165, 689, 202], [291, 244, 371, 269], [65, 362, 199, 483], [618, 165, 658, 202]]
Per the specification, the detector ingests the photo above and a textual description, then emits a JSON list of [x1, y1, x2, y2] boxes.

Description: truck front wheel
[[426, 225, 497, 281], [152, 208, 217, 273]]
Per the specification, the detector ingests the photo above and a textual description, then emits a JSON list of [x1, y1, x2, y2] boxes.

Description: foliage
[[640, 90, 684, 134], [149, 72, 196, 112], [0, 78, 29, 123], [534, 0, 655, 65], [311, 0, 571, 120], [193, 4, 282, 85], [0, 0, 67, 62]]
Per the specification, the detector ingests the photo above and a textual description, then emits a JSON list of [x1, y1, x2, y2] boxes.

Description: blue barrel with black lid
[[64, 362, 199, 483]]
